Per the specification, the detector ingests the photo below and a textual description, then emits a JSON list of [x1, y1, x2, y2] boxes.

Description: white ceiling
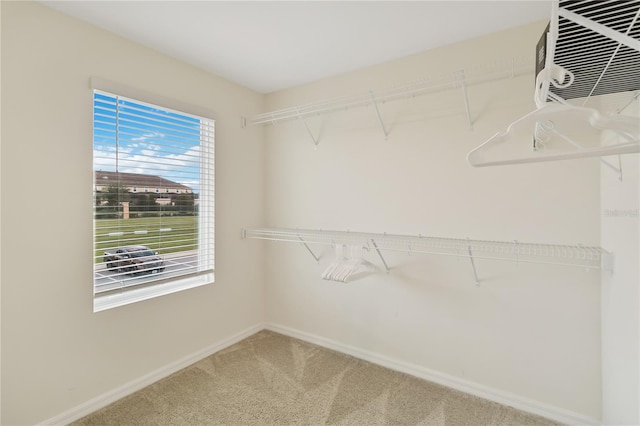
[[42, 1, 552, 94]]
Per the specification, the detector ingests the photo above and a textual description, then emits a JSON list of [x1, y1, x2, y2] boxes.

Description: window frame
[[91, 78, 215, 312]]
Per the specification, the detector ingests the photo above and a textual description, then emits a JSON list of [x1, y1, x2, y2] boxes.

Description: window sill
[[93, 272, 214, 312]]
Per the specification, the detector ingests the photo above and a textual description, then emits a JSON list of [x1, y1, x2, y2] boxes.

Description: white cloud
[[131, 131, 165, 142]]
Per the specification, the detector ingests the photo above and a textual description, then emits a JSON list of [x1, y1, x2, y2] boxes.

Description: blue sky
[[93, 91, 212, 194]]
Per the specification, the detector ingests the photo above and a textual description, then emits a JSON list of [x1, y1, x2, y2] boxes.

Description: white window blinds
[[93, 90, 214, 309]]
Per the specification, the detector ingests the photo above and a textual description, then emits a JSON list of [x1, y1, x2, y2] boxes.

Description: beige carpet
[[73, 330, 561, 425]]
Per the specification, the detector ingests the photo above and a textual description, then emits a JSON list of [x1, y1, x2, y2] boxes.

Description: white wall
[[264, 21, 603, 422], [600, 97, 639, 425], [1, 3, 264, 424]]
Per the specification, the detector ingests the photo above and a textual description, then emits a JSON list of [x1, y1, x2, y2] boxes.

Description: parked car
[[104, 245, 165, 275]]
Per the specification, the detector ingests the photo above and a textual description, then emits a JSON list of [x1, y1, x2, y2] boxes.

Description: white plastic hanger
[[467, 102, 640, 167], [322, 244, 347, 280], [322, 245, 376, 283]]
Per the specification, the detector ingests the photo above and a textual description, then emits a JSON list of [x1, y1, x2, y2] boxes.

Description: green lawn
[[94, 216, 198, 262]]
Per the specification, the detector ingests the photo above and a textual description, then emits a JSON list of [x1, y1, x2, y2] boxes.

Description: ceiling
[[42, 1, 552, 94]]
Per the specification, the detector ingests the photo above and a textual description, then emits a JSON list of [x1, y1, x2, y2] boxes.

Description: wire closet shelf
[[244, 56, 535, 128], [242, 227, 613, 272]]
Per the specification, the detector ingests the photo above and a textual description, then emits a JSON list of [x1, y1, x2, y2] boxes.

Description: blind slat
[[93, 89, 215, 299]]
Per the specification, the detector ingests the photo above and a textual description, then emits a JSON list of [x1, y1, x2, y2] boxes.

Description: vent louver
[[549, 0, 640, 100]]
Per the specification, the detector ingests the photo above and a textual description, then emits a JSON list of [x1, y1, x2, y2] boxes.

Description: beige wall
[[600, 97, 639, 425], [263, 21, 602, 421], [1, 2, 265, 424]]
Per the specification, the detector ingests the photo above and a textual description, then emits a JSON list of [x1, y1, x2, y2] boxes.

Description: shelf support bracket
[[371, 239, 390, 273], [617, 91, 640, 115], [467, 241, 480, 286], [369, 92, 389, 140], [550, 128, 624, 180], [297, 234, 320, 263], [600, 155, 623, 181], [296, 108, 320, 148], [456, 70, 474, 130], [616, 155, 623, 182]]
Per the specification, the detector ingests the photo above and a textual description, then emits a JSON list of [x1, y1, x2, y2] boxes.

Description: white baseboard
[[40, 323, 265, 426], [265, 323, 601, 426], [40, 322, 601, 426]]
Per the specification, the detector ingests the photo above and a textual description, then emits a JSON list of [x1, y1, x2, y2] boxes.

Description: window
[[93, 89, 215, 312]]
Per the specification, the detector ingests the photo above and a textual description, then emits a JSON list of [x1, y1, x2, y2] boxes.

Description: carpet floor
[[73, 330, 561, 425]]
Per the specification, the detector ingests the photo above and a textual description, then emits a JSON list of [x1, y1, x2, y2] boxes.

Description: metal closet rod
[[245, 56, 535, 126], [242, 227, 613, 272]]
